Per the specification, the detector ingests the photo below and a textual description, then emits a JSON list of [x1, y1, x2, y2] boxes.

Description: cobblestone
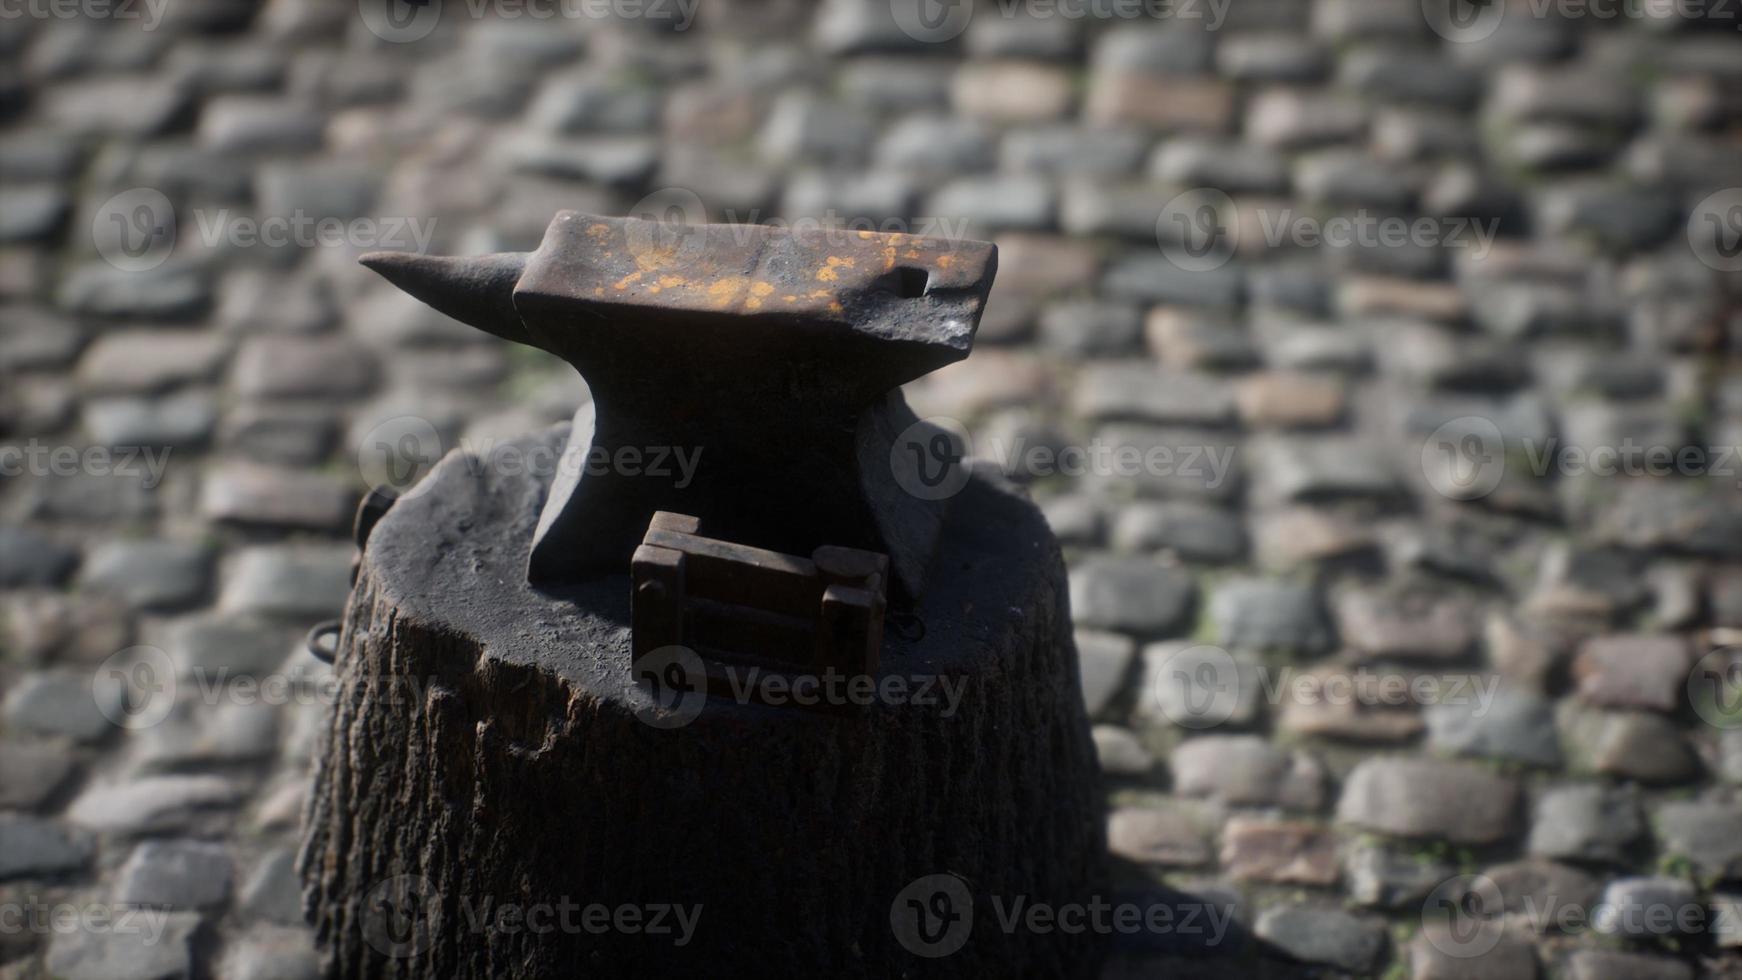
[[1527, 784, 1642, 865], [0, 525, 80, 587], [1253, 905, 1385, 973], [1221, 819, 1339, 885], [78, 539, 213, 611], [0, 813, 92, 879], [1171, 736, 1324, 811], [44, 913, 200, 980], [3, 672, 119, 744], [0, 739, 78, 811], [1653, 800, 1742, 881], [1337, 758, 1519, 844], [1068, 557, 1195, 636], [113, 840, 233, 909], [1206, 578, 1330, 654]]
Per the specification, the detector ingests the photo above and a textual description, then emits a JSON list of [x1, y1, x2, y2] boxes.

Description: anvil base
[[298, 422, 1106, 978]]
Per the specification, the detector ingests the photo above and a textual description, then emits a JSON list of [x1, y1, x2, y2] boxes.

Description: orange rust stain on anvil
[[706, 277, 746, 307], [815, 255, 857, 283], [584, 228, 972, 313], [603, 267, 837, 313]]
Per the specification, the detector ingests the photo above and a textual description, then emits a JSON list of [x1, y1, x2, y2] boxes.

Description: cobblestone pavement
[[3, 0, 1742, 977]]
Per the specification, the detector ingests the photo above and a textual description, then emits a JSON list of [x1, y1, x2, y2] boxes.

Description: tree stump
[[298, 422, 1106, 977]]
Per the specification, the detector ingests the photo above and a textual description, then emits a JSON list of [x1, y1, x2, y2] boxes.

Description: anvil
[[361, 211, 996, 599]]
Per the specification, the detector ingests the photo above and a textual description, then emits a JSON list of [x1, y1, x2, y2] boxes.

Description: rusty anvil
[[361, 212, 997, 600]]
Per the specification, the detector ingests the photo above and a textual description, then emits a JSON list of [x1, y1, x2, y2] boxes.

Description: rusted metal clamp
[[631, 511, 888, 702]]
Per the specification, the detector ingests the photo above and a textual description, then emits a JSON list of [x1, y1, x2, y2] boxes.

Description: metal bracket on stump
[[631, 511, 887, 704]]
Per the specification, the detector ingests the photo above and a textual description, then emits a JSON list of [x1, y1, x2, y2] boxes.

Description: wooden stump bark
[[298, 422, 1106, 977]]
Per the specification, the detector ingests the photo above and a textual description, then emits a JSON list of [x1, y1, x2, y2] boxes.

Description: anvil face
[[360, 212, 998, 599], [515, 212, 992, 394]]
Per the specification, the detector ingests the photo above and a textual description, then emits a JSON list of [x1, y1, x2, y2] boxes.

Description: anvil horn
[[360, 250, 533, 346]]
